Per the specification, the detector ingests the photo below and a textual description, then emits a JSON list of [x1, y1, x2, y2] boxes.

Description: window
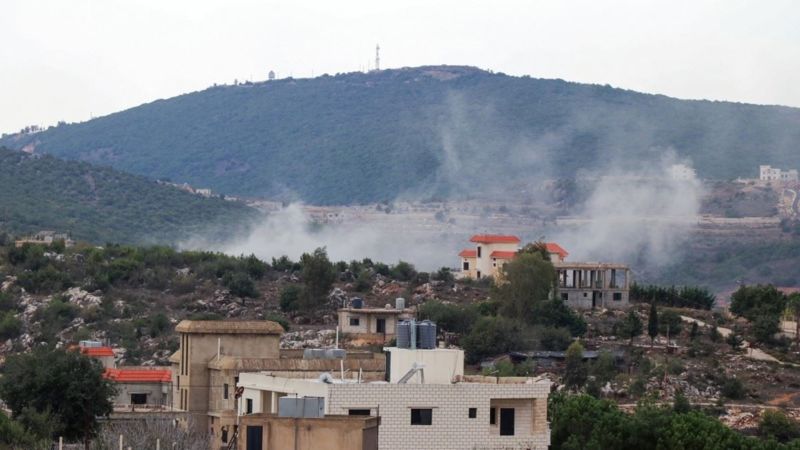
[[130, 393, 148, 405], [613, 292, 622, 301], [410, 408, 432, 425], [223, 383, 229, 399], [246, 398, 253, 414], [490, 407, 496, 425], [477, 246, 482, 258], [583, 292, 588, 297], [477, 271, 482, 279], [349, 409, 371, 416], [350, 317, 360, 326], [561, 293, 568, 301], [463, 261, 470, 271], [468, 408, 477, 418]]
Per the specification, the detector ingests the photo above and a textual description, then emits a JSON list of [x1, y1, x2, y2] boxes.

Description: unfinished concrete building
[[555, 262, 631, 309], [170, 320, 385, 450]]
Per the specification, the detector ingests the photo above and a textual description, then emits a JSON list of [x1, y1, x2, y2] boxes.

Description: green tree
[[689, 322, 700, 340], [673, 390, 691, 413], [0, 348, 116, 449], [222, 272, 259, 299], [564, 341, 588, 390], [300, 248, 336, 309], [617, 311, 643, 345], [493, 252, 557, 322], [279, 284, 303, 312], [0, 312, 22, 340], [788, 293, 800, 345], [418, 301, 478, 335], [461, 316, 521, 363], [590, 350, 617, 386], [753, 314, 780, 344], [730, 284, 786, 322], [759, 409, 800, 443], [518, 241, 551, 261], [658, 310, 683, 339], [648, 303, 659, 345]]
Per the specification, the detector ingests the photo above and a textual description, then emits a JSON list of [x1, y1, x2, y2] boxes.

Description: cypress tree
[[648, 303, 659, 346]]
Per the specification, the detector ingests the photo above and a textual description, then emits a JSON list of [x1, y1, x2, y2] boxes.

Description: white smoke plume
[[213, 204, 456, 268], [550, 151, 703, 269]]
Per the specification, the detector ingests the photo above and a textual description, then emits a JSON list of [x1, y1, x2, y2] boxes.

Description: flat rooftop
[[175, 320, 284, 335]]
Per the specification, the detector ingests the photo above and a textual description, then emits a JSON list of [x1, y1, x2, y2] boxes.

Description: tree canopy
[[0, 348, 116, 447]]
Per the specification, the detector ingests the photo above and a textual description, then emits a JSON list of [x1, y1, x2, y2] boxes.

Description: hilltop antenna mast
[[375, 44, 380, 71]]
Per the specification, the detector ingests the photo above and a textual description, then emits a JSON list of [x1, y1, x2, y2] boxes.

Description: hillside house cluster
[[458, 234, 631, 309], [337, 298, 414, 345], [760, 165, 799, 182], [14, 230, 74, 248], [77, 341, 172, 410]]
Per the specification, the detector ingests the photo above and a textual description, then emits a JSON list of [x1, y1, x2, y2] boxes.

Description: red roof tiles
[[469, 234, 521, 244], [490, 250, 517, 259], [81, 347, 115, 357], [545, 242, 569, 259], [104, 368, 172, 383], [459, 249, 477, 258]]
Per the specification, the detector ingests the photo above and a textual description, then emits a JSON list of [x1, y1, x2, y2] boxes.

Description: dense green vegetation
[[631, 283, 716, 310], [420, 252, 586, 363], [3, 66, 800, 204], [550, 393, 800, 449], [0, 147, 257, 244], [0, 348, 115, 448]]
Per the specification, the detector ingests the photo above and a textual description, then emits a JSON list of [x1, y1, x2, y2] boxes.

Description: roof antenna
[[375, 44, 380, 71]]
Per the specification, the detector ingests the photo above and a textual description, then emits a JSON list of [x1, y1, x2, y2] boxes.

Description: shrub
[[223, 272, 259, 298], [0, 312, 22, 340], [390, 261, 417, 282], [279, 285, 303, 312], [418, 301, 478, 335], [759, 409, 800, 443], [537, 326, 572, 351], [720, 376, 746, 399], [264, 313, 290, 332], [461, 316, 521, 363]]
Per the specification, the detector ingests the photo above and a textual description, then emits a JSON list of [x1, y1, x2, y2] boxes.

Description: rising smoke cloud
[[205, 92, 704, 275]]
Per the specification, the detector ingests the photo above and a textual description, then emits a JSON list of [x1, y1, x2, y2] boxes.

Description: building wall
[[326, 383, 550, 450], [238, 415, 379, 450], [338, 310, 413, 339], [385, 348, 464, 384], [475, 242, 518, 279], [172, 331, 281, 440], [460, 256, 477, 279], [113, 382, 169, 407]]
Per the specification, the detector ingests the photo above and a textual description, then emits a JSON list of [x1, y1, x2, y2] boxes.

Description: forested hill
[[0, 148, 257, 244], [3, 65, 800, 204]]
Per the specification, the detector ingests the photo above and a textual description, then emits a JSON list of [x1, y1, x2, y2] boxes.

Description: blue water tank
[[396, 320, 411, 348], [417, 320, 437, 349], [351, 298, 364, 309]]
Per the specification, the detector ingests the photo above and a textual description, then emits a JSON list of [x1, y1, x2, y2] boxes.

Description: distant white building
[[760, 165, 798, 182], [669, 164, 696, 181]]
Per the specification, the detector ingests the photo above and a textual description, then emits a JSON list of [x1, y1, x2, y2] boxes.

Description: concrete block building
[[337, 299, 414, 345], [555, 262, 631, 310], [238, 413, 379, 450], [237, 347, 551, 450], [170, 320, 386, 449]]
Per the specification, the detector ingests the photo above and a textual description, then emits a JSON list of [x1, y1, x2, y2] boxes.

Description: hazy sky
[[2, 0, 799, 133]]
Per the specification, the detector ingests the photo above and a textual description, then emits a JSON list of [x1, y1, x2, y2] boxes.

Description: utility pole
[[375, 44, 380, 71]]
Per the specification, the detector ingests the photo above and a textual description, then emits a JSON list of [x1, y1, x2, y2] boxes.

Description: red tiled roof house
[[104, 367, 173, 409]]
